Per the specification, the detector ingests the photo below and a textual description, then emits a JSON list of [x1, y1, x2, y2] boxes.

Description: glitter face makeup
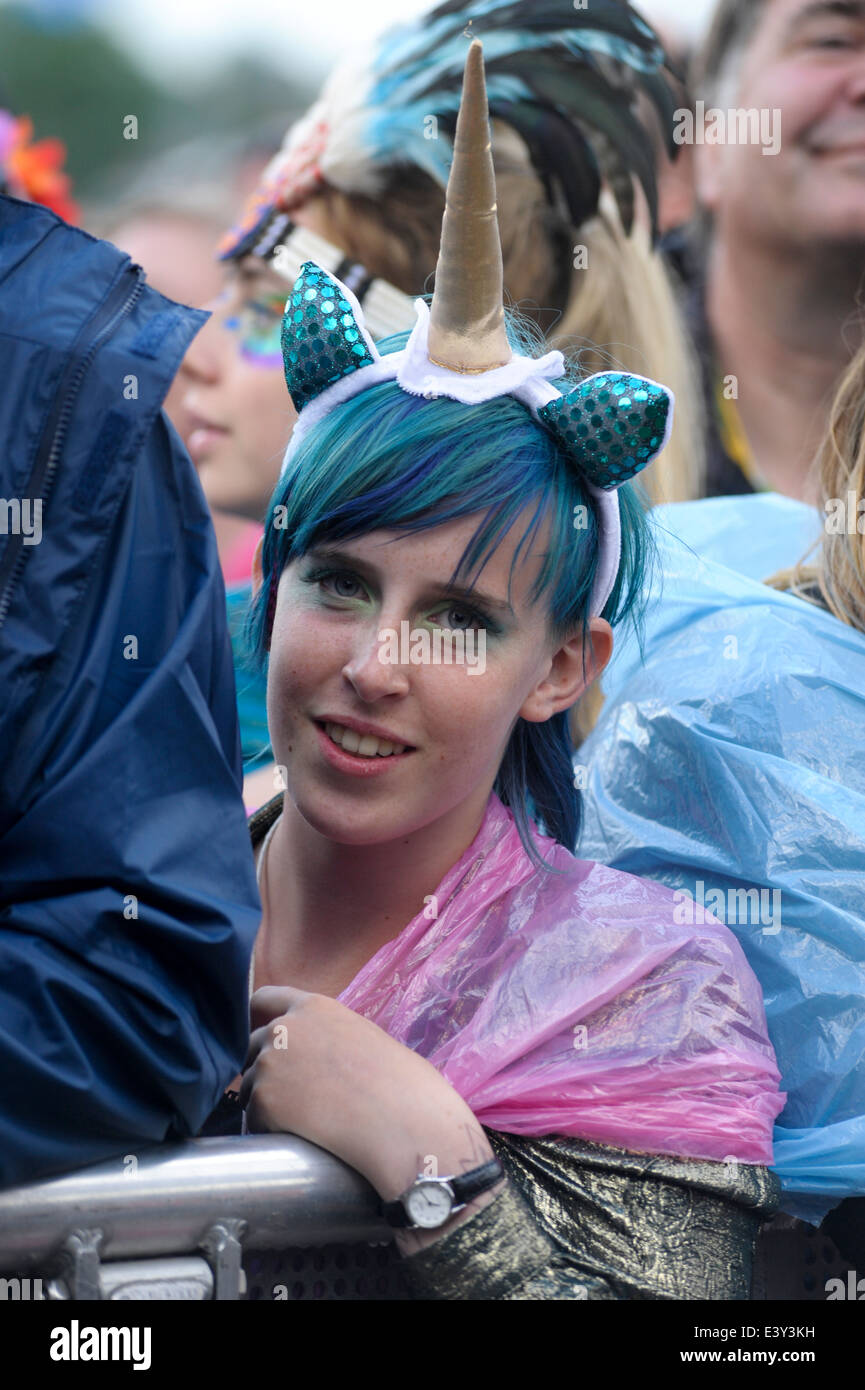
[[180, 260, 300, 517], [221, 288, 288, 369]]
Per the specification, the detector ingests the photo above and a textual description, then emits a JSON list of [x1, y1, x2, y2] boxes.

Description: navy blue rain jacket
[[0, 195, 260, 1188]]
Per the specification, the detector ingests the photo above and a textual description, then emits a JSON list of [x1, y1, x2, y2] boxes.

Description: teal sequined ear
[[538, 372, 672, 490], [281, 261, 377, 412]]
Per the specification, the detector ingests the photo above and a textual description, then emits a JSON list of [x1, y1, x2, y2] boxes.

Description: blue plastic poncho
[[578, 494, 865, 1224]]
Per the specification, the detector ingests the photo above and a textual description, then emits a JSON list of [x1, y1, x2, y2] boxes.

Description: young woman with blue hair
[[178, 0, 705, 807], [218, 44, 784, 1301]]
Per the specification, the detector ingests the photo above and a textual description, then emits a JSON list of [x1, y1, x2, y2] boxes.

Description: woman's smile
[[312, 717, 417, 777], [260, 508, 608, 854]]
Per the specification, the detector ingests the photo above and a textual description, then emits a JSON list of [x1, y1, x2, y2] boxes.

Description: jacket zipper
[[0, 263, 145, 633]]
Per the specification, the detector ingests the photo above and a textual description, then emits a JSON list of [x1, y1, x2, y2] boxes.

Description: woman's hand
[[240, 986, 504, 1251]]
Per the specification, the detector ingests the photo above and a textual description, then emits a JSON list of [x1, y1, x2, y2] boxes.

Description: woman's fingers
[[241, 989, 314, 1106], [249, 984, 306, 1031], [237, 1053, 257, 1111], [241, 1022, 271, 1076]]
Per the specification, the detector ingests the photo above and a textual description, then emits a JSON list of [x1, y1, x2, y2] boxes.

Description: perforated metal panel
[[243, 1241, 413, 1301], [751, 1215, 857, 1300], [243, 1219, 858, 1301]]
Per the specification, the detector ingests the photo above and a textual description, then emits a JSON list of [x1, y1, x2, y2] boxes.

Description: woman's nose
[[844, 59, 865, 107], [179, 297, 228, 385], [341, 623, 412, 700]]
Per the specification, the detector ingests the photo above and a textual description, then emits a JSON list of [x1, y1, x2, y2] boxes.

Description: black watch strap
[[449, 1156, 504, 1205], [382, 1156, 505, 1228], [381, 1198, 413, 1228]]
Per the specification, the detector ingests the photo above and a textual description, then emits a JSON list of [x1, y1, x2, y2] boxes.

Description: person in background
[[577, 334, 865, 1264], [669, 0, 865, 500], [102, 196, 274, 783], [106, 204, 228, 434], [99, 189, 268, 590], [649, 22, 698, 237]]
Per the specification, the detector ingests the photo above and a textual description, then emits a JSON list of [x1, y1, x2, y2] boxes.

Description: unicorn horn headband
[[278, 40, 674, 618]]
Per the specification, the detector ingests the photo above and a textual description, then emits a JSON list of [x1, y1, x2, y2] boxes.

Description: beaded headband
[[277, 41, 674, 619]]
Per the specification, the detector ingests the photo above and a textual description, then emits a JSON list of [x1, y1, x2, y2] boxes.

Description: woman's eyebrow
[[233, 260, 262, 283], [788, 0, 865, 32], [306, 545, 515, 616], [233, 259, 281, 288]]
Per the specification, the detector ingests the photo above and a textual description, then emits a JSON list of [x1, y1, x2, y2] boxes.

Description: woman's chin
[[292, 787, 420, 848], [198, 464, 270, 522]]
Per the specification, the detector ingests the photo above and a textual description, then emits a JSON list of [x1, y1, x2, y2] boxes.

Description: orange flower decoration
[[0, 112, 79, 224]]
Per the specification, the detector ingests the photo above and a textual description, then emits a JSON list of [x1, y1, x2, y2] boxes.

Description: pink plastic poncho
[[339, 792, 785, 1164]]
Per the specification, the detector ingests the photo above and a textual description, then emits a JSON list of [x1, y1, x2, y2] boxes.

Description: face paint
[[222, 290, 287, 369]]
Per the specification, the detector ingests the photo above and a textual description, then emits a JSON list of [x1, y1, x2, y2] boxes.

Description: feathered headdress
[[219, 0, 677, 338], [277, 41, 673, 619]]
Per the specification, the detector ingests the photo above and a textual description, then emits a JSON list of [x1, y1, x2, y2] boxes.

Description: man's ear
[[251, 534, 265, 599]]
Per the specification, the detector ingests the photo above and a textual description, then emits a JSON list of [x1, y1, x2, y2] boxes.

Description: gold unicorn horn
[[427, 39, 512, 373]]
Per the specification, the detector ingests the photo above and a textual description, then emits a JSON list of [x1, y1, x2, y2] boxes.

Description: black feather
[[485, 51, 662, 235], [387, 0, 677, 241]]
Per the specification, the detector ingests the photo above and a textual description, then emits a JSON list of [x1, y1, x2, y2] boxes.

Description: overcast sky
[[34, 0, 717, 83]]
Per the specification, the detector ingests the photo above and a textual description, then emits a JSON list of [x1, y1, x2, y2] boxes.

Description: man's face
[[697, 0, 865, 248]]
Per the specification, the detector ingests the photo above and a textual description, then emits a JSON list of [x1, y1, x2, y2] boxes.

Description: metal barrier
[[0, 1136, 392, 1300], [1, 1136, 853, 1300]]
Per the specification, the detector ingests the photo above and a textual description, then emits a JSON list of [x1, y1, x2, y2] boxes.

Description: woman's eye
[[303, 568, 488, 629], [242, 307, 278, 332], [316, 570, 364, 600], [805, 24, 862, 50], [429, 605, 485, 632]]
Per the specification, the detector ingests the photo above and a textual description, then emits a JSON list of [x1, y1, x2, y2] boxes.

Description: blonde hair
[[552, 207, 704, 503], [308, 128, 705, 506], [765, 342, 865, 633]]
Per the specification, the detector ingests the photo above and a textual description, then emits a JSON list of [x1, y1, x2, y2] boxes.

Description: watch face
[[405, 1182, 454, 1229]]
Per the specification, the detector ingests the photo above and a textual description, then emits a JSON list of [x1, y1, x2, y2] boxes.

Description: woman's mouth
[[312, 719, 416, 775], [187, 419, 230, 460]]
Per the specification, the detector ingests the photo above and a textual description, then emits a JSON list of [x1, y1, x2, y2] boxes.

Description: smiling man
[[676, 0, 865, 499]]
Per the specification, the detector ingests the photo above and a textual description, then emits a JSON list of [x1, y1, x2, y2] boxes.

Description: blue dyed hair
[[247, 322, 654, 871]]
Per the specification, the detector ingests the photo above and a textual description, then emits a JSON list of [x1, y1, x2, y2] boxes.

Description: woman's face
[[178, 199, 349, 521], [178, 256, 297, 520], [263, 507, 612, 850]]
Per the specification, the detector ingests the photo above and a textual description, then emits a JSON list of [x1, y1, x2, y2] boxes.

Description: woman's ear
[[583, 618, 613, 688], [251, 535, 265, 600], [519, 618, 613, 724]]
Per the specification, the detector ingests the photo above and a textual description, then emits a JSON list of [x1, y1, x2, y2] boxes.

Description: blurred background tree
[[0, 3, 317, 202]]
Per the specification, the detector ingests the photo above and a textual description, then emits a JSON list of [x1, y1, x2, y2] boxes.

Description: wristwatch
[[381, 1157, 505, 1230]]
